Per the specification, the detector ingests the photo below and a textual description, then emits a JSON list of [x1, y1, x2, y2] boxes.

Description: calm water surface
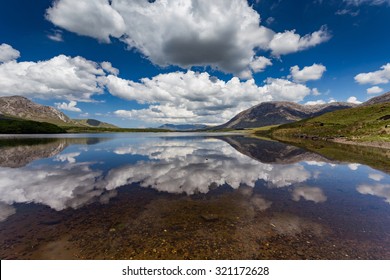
[[0, 133, 389, 259]]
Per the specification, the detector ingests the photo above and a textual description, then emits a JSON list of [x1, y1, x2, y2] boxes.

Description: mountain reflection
[[0, 137, 109, 168], [0, 133, 389, 223], [214, 135, 329, 164]]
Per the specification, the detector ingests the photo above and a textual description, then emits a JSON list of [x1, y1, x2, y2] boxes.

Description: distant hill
[[211, 101, 355, 130], [72, 119, 118, 128], [362, 91, 390, 106], [158, 123, 208, 131], [0, 96, 117, 129]]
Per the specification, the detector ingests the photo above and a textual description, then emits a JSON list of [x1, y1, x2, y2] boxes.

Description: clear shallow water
[[0, 133, 389, 259]]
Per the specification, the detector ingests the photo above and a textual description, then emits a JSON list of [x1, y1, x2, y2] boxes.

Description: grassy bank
[[270, 102, 390, 143]]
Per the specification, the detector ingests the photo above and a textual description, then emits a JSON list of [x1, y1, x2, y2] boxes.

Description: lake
[[0, 133, 389, 259]]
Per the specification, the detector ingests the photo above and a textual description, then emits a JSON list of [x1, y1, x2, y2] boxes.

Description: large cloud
[[46, 0, 330, 77], [109, 71, 311, 124], [0, 48, 108, 101], [354, 63, 390, 85], [0, 43, 20, 63], [290, 63, 326, 83]]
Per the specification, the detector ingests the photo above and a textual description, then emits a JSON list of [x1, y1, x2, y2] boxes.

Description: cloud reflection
[[368, 173, 385, 182], [54, 152, 81, 163], [107, 139, 311, 194], [357, 183, 390, 204], [0, 202, 16, 222], [292, 186, 327, 203], [0, 163, 103, 211], [0, 137, 314, 218]]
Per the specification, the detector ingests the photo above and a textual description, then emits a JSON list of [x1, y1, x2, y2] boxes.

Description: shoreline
[[249, 129, 390, 150], [331, 138, 390, 149]]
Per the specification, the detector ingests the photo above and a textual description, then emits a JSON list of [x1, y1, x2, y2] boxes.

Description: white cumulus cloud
[[354, 63, 390, 85], [249, 56, 273, 73], [269, 26, 331, 56], [290, 63, 327, 83], [101, 61, 119, 76], [366, 86, 384, 94], [55, 101, 82, 112], [347, 96, 362, 104], [0, 43, 20, 63], [46, 0, 126, 43], [0, 45, 107, 101], [46, 0, 330, 78]]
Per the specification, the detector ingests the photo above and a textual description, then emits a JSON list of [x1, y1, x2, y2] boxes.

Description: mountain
[[72, 119, 118, 128], [211, 101, 355, 130], [158, 123, 208, 131], [362, 91, 390, 106], [0, 96, 71, 125], [0, 96, 118, 129]]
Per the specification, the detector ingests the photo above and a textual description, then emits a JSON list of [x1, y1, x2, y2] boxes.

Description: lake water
[[0, 133, 389, 259]]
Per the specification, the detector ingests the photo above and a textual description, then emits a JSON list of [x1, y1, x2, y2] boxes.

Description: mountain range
[[1, 92, 389, 134]]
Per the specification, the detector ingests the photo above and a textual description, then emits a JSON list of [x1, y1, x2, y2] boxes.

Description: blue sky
[[0, 0, 389, 127]]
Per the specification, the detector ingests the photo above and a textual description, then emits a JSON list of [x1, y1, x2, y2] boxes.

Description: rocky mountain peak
[[212, 101, 356, 130], [0, 95, 71, 124]]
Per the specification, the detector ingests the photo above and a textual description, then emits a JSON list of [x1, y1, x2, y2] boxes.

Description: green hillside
[[270, 102, 390, 142], [0, 119, 66, 134], [71, 119, 118, 128]]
